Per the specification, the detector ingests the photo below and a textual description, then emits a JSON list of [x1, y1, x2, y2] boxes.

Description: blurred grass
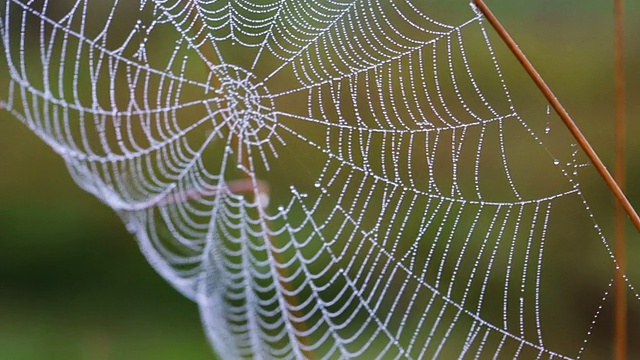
[[0, 0, 639, 359]]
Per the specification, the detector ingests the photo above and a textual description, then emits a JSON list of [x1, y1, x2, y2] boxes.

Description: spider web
[[1, 0, 638, 358]]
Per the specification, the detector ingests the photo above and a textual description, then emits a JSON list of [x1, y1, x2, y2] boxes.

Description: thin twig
[[472, 0, 640, 235], [155, 179, 269, 206], [613, 0, 627, 358], [177, 2, 314, 357], [236, 155, 316, 359]]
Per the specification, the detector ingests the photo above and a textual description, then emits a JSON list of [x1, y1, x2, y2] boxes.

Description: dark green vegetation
[[1, 1, 639, 359]]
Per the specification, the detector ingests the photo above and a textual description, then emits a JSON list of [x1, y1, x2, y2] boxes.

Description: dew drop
[[544, 124, 551, 134], [546, 105, 551, 115], [314, 182, 321, 188], [553, 159, 560, 165], [277, 205, 284, 212]]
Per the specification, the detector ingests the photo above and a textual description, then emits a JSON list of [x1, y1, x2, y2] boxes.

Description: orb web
[[1, 0, 638, 359]]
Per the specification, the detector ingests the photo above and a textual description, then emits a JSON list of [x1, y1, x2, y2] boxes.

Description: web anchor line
[[472, 0, 640, 235]]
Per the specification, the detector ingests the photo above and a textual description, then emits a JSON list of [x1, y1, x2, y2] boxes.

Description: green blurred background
[[1, 1, 639, 359]]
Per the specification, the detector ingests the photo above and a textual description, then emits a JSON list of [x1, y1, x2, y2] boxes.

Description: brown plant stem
[[613, 0, 627, 358], [176, 2, 314, 357], [234, 146, 315, 359], [472, 0, 640, 236]]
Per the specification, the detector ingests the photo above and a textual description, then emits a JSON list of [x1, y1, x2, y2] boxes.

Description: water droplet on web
[[545, 123, 551, 134], [314, 182, 321, 188], [553, 159, 560, 165], [277, 205, 284, 212], [546, 105, 551, 115]]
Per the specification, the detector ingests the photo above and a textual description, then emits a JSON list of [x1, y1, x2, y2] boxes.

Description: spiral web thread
[[1, 0, 637, 359]]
